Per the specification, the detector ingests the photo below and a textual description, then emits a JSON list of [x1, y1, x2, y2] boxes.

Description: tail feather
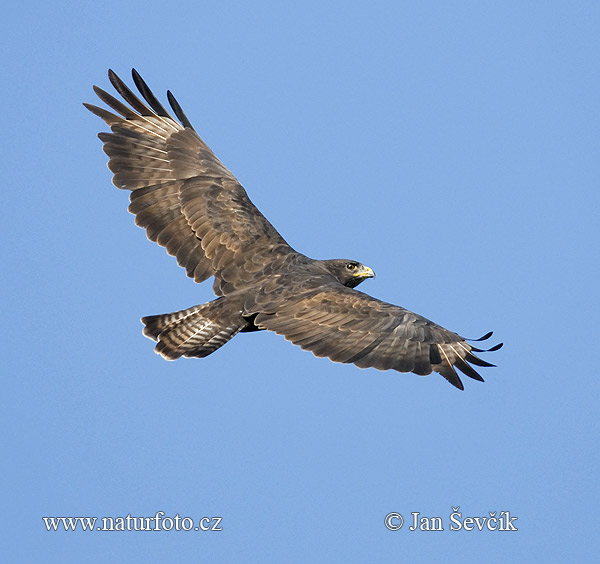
[[141, 299, 243, 360]]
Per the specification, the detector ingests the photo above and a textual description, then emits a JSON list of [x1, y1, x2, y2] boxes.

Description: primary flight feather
[[85, 69, 502, 390]]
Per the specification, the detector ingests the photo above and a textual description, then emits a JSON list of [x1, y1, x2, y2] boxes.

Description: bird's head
[[325, 259, 375, 288]]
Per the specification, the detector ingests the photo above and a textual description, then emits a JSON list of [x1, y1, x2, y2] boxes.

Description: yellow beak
[[354, 265, 375, 279]]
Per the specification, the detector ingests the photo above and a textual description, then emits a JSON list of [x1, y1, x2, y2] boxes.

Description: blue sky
[[3, 1, 599, 562]]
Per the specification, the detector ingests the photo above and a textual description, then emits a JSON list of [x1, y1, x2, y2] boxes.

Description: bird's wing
[[253, 285, 501, 390], [84, 69, 294, 295]]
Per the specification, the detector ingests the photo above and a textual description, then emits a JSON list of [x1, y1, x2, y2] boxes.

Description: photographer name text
[[385, 507, 518, 532]]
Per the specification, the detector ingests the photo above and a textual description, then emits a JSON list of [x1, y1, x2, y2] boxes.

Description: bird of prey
[[85, 69, 502, 390]]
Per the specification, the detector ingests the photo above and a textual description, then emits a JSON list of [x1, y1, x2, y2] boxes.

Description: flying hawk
[[85, 69, 502, 390]]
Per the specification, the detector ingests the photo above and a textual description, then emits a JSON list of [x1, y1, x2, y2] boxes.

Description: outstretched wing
[[84, 69, 295, 295], [254, 286, 501, 390]]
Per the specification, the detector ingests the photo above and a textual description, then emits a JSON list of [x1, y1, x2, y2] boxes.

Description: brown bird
[[85, 69, 502, 390]]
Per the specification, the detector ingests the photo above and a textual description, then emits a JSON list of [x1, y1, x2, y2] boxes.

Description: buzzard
[[85, 69, 502, 390]]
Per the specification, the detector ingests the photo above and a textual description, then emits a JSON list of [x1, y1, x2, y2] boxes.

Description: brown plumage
[[85, 69, 502, 390]]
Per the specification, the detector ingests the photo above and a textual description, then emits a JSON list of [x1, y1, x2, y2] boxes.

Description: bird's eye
[[346, 263, 357, 270]]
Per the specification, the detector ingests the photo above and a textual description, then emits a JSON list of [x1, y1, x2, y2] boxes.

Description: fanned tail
[[141, 298, 244, 360]]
